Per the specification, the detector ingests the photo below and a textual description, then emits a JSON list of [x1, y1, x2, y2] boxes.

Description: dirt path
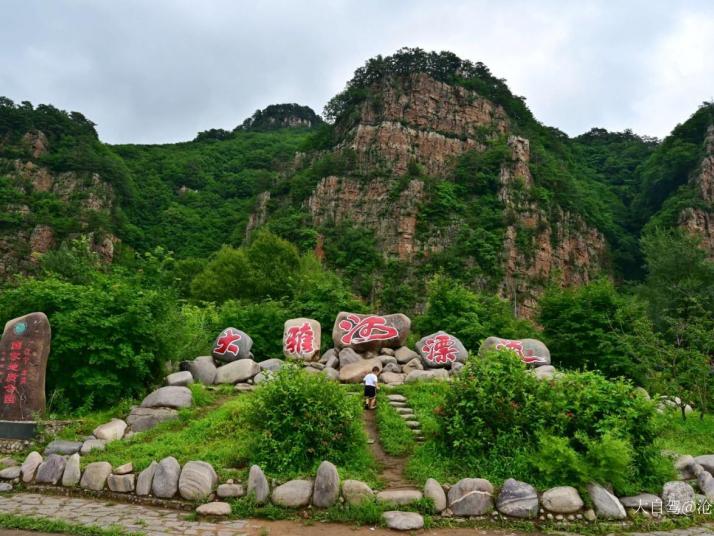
[[362, 407, 413, 488]]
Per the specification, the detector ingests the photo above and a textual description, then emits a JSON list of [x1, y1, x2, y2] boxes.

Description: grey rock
[[114, 462, 133, 475], [140, 386, 192, 409], [322, 367, 339, 381], [0, 466, 21, 480], [587, 483, 626, 519], [325, 354, 339, 369], [151, 456, 181, 498], [196, 502, 231, 516], [698, 471, 714, 499], [247, 465, 270, 504], [320, 348, 337, 364], [179, 460, 218, 501], [448, 478, 494, 516], [80, 462, 112, 491], [339, 357, 382, 383], [395, 346, 419, 364], [166, 370, 194, 387], [217, 483, 244, 498], [189, 356, 217, 385], [21, 451, 42, 483], [533, 365, 557, 380], [416, 331, 468, 368], [80, 439, 106, 455], [496, 478, 539, 518], [450, 362, 465, 375], [0, 483, 11, 492], [259, 358, 284, 372], [382, 511, 424, 530], [211, 327, 253, 363], [404, 420, 420, 429], [379, 372, 406, 385], [620, 494, 662, 510], [542, 486, 583, 513], [253, 372, 269, 384], [107, 473, 135, 493], [136, 461, 158, 496], [662, 481, 695, 515], [35, 454, 66, 485], [271, 479, 313, 508], [215, 359, 261, 384], [127, 407, 179, 432], [93, 419, 127, 441], [313, 460, 340, 508], [342, 479, 373, 505], [405, 369, 449, 383], [62, 454, 81, 487], [379, 355, 398, 366], [43, 439, 82, 456], [234, 383, 255, 393], [376, 489, 423, 505], [381, 348, 395, 356], [382, 362, 401, 373], [402, 357, 423, 376], [338, 348, 362, 368], [479, 337, 551, 366], [694, 455, 714, 474], [424, 478, 447, 512]]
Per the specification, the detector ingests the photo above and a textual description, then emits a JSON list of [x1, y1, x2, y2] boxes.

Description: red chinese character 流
[[422, 334, 458, 364], [284, 322, 315, 356], [339, 315, 398, 346]]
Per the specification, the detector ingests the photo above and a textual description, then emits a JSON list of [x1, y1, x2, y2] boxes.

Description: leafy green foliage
[[375, 390, 415, 456], [238, 103, 323, 131], [244, 365, 371, 475]]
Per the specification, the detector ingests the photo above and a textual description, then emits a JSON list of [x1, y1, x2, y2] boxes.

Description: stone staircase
[[386, 394, 424, 442]]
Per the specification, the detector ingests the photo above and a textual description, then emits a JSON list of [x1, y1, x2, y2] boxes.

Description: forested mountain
[[1, 49, 713, 318]]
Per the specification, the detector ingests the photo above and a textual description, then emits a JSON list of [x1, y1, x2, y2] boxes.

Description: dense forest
[[0, 48, 712, 414]]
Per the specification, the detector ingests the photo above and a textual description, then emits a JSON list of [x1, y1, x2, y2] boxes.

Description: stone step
[[405, 421, 420, 429], [389, 402, 407, 408], [387, 394, 407, 402]]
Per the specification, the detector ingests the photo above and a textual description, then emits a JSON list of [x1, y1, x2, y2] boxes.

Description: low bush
[[436, 350, 671, 494], [244, 364, 373, 476]]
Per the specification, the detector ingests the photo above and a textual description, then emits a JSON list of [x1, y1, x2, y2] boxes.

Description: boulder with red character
[[478, 337, 551, 367], [211, 327, 253, 363], [331, 312, 410, 353], [283, 318, 321, 361], [416, 331, 468, 369]]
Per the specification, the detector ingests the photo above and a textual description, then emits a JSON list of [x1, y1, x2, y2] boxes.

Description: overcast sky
[[2, 0, 713, 144]]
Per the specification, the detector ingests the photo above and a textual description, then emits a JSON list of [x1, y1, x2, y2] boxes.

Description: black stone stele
[[0, 419, 37, 439]]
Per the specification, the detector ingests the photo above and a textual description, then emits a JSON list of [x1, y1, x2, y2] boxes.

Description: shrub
[[437, 351, 670, 494], [244, 364, 364, 474], [217, 299, 293, 359]]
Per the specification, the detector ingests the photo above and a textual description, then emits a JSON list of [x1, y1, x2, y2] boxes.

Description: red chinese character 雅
[[5, 373, 18, 384], [284, 322, 315, 356], [339, 315, 398, 345], [213, 329, 242, 357], [422, 334, 458, 364]]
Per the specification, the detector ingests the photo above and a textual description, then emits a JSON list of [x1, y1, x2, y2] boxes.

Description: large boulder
[[80, 462, 112, 491], [448, 478, 494, 516], [405, 369, 449, 383], [166, 371, 193, 387], [479, 337, 551, 366], [496, 479, 539, 518], [342, 479, 373, 505], [126, 407, 179, 433], [424, 478, 447, 512], [416, 331, 468, 368], [189, 356, 217, 385], [283, 318, 321, 361], [662, 481, 695, 515], [332, 312, 410, 352], [541, 486, 583, 513], [339, 357, 382, 383], [61, 453, 81, 487], [179, 461, 218, 501], [587, 483, 626, 519], [338, 348, 362, 368], [136, 461, 158, 496], [215, 359, 261, 384], [382, 511, 424, 531], [93, 419, 127, 442], [43, 439, 82, 456], [151, 456, 181, 498], [35, 454, 66, 485], [211, 327, 253, 363], [313, 461, 340, 508], [271, 479, 313, 508], [21, 451, 42, 483], [247, 465, 270, 504], [141, 386, 192, 409]]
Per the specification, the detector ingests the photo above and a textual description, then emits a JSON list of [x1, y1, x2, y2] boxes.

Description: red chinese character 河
[[284, 322, 315, 356], [3, 384, 17, 405], [422, 334, 458, 364], [339, 315, 399, 346], [213, 329, 242, 357]]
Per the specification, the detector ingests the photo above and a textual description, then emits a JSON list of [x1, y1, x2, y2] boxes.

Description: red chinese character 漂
[[213, 329, 242, 357], [422, 334, 458, 364], [284, 322, 315, 356], [339, 315, 398, 346]]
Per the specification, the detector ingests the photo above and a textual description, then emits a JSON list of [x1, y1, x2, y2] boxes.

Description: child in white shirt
[[363, 366, 380, 409]]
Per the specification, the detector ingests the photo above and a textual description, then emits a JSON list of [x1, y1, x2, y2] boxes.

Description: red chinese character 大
[[213, 329, 242, 357], [284, 322, 315, 356], [339, 315, 398, 346], [422, 334, 458, 364], [10, 341, 21, 351]]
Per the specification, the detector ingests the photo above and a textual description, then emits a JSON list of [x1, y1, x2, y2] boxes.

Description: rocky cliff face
[[0, 131, 117, 278], [679, 124, 714, 256], [304, 73, 609, 316]]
